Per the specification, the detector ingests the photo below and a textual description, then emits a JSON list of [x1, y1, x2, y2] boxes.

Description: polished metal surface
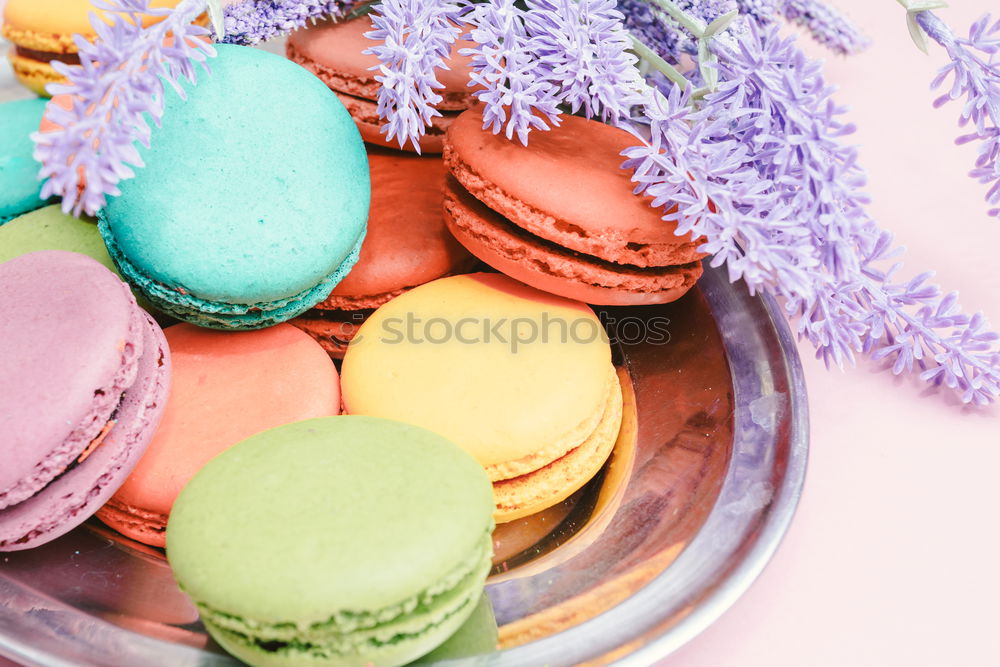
[[0, 38, 807, 667]]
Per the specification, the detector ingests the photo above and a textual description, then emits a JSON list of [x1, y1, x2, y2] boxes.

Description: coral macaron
[[342, 273, 623, 523], [97, 323, 341, 547], [166, 416, 495, 667], [443, 108, 706, 305], [287, 14, 477, 153], [292, 148, 476, 357], [98, 45, 370, 330], [0, 251, 170, 551]]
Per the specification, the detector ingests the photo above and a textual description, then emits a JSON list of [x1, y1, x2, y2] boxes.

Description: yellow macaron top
[[3, 0, 186, 52], [341, 273, 614, 475]]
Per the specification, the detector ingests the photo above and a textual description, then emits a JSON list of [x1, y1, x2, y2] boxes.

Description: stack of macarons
[[287, 13, 478, 153]]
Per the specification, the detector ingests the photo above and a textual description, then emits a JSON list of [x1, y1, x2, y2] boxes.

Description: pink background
[[0, 0, 998, 666], [670, 1, 1000, 665]]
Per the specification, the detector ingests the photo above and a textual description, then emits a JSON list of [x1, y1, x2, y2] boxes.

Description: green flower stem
[[645, 0, 706, 37], [629, 35, 690, 90]]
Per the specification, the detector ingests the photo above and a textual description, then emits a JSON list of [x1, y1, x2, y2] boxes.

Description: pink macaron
[[0, 250, 170, 551]]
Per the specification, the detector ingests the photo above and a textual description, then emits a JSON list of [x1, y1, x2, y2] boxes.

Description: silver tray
[[0, 261, 808, 666]]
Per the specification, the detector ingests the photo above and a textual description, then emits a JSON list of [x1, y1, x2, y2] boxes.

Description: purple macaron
[[0, 250, 171, 551]]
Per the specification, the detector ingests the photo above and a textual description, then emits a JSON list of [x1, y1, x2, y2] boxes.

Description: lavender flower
[[625, 22, 1000, 403], [461, 0, 562, 144], [32, 0, 215, 216], [618, 0, 680, 61], [364, 0, 463, 152], [523, 0, 644, 125], [778, 0, 869, 56], [221, 0, 355, 45], [916, 11, 1000, 218]]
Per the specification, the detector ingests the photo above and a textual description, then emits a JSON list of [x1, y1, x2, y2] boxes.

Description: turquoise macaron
[[99, 44, 370, 330], [0, 98, 51, 224], [166, 416, 495, 667]]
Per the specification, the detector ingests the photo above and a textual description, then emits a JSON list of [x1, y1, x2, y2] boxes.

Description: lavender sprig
[[32, 0, 215, 216], [523, 0, 645, 125], [220, 0, 356, 45], [915, 11, 1000, 218], [625, 22, 1000, 403], [778, 0, 869, 56], [363, 0, 463, 152], [461, 0, 562, 145]]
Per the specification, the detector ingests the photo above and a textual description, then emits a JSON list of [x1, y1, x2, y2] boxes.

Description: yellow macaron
[[341, 273, 624, 523], [2, 0, 196, 96]]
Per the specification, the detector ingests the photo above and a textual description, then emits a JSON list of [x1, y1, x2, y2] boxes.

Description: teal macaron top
[[0, 98, 50, 223], [100, 45, 369, 324], [166, 416, 494, 665]]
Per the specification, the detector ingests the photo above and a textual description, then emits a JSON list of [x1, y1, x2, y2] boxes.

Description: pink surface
[[669, 1, 1000, 666]]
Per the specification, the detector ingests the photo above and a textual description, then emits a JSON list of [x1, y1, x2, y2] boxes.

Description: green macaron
[[0, 204, 113, 268], [166, 416, 495, 667]]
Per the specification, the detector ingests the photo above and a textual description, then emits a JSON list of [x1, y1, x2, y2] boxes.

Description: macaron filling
[[12, 46, 80, 65], [192, 532, 492, 659], [0, 304, 143, 510], [99, 212, 366, 329]]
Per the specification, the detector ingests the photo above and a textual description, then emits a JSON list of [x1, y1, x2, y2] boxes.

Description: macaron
[[97, 44, 370, 330], [0, 204, 113, 268], [341, 273, 624, 523], [287, 13, 477, 153], [291, 147, 476, 357], [1, 0, 197, 96], [1, 98, 50, 222], [0, 250, 170, 551], [443, 108, 707, 305], [97, 323, 341, 547], [166, 416, 495, 667]]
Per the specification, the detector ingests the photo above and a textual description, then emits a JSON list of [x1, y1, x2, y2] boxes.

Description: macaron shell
[[493, 369, 623, 523], [444, 179, 703, 305], [0, 251, 143, 502], [341, 273, 612, 470], [0, 205, 112, 268], [332, 90, 455, 154], [101, 45, 369, 308], [166, 416, 494, 624], [0, 98, 49, 221], [2, 0, 190, 52], [4, 52, 56, 96], [286, 15, 477, 109], [0, 313, 170, 551], [444, 107, 705, 267], [290, 313, 364, 360], [321, 148, 476, 303], [97, 323, 340, 546]]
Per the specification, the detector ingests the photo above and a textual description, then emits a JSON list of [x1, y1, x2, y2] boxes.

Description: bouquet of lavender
[[32, 0, 1000, 405]]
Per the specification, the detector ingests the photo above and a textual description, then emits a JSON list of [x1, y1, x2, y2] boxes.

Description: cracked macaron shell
[[0, 251, 147, 505], [0, 312, 171, 551], [166, 417, 494, 663], [100, 45, 370, 316], [97, 323, 341, 547]]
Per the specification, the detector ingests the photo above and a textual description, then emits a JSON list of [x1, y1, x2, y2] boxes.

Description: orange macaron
[[286, 13, 477, 153], [96, 323, 341, 547]]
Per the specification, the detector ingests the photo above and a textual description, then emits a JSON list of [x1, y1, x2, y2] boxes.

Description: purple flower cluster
[[220, 0, 356, 45], [32, 0, 215, 216], [917, 11, 1000, 218], [624, 23, 1000, 403], [778, 0, 869, 56], [364, 0, 464, 152]]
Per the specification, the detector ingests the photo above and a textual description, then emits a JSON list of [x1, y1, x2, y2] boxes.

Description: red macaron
[[442, 108, 706, 305]]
